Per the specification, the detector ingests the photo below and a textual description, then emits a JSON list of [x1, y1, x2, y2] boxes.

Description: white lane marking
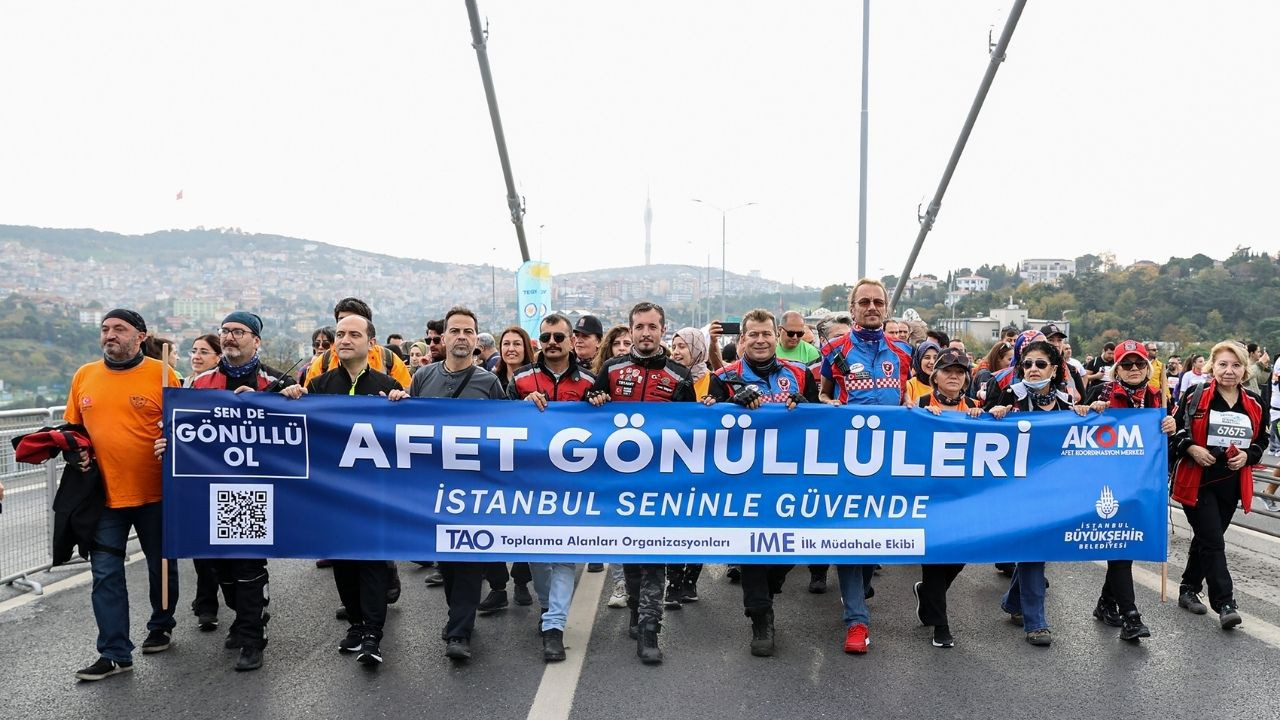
[[525, 565, 609, 720], [0, 554, 144, 614], [1105, 562, 1280, 649]]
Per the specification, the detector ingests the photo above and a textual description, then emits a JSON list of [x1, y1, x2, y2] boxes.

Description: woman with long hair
[[186, 334, 221, 386], [493, 326, 534, 391], [593, 324, 633, 376]]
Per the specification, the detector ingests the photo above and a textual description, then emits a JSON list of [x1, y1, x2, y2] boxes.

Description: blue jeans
[[836, 564, 870, 627], [1000, 562, 1048, 632], [530, 562, 576, 631], [90, 502, 177, 662]]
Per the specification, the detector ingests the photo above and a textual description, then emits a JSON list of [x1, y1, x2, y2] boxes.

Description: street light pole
[[692, 198, 757, 320]]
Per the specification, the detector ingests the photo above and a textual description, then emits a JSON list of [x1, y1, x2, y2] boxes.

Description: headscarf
[[410, 341, 428, 357], [911, 341, 941, 385], [1010, 330, 1045, 370], [674, 327, 709, 382]]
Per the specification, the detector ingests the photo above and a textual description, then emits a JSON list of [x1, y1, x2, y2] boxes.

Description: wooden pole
[[160, 343, 170, 611], [1161, 562, 1168, 602]]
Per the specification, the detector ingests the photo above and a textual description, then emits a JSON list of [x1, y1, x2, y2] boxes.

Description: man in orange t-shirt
[[65, 309, 180, 682]]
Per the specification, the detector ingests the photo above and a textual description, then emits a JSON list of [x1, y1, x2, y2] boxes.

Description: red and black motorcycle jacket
[[588, 348, 694, 403], [508, 353, 597, 401]]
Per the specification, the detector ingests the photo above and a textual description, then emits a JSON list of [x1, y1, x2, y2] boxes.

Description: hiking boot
[[748, 609, 775, 657], [141, 629, 172, 654], [843, 623, 869, 654], [636, 621, 663, 664], [477, 590, 509, 613], [513, 583, 533, 606], [607, 580, 628, 608], [1219, 603, 1242, 630], [235, 646, 263, 671], [424, 568, 445, 586], [542, 628, 566, 662], [1092, 598, 1122, 627], [1178, 589, 1208, 615], [197, 612, 219, 632], [74, 657, 132, 681], [1025, 629, 1052, 647], [1120, 610, 1151, 641], [663, 584, 683, 610], [628, 608, 639, 640], [808, 577, 827, 594], [444, 637, 471, 661]]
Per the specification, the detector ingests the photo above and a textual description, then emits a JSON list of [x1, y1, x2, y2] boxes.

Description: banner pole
[[1161, 562, 1168, 602], [160, 343, 170, 611]]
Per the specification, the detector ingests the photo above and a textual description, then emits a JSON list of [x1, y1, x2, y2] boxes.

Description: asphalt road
[[2, 525, 1279, 720]]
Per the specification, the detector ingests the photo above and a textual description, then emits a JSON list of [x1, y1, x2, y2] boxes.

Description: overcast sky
[[2, 1, 1277, 286]]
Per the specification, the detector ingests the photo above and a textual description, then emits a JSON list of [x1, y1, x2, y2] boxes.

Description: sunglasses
[[1021, 359, 1051, 370], [539, 331, 568, 344], [854, 298, 886, 308], [427, 337, 442, 344], [784, 330, 805, 339], [1117, 360, 1149, 371], [312, 341, 331, 350]]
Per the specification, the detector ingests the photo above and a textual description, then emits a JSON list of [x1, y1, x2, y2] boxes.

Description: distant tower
[[643, 191, 653, 266]]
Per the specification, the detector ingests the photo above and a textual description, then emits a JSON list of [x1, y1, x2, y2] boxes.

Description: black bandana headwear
[[103, 308, 147, 333]]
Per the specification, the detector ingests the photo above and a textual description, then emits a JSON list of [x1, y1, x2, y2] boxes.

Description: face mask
[[1023, 377, 1052, 391]]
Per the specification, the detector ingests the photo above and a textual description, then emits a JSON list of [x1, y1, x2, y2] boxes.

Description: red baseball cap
[[1114, 339, 1149, 363]]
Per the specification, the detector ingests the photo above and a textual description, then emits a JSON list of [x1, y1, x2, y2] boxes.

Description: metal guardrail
[[0, 407, 64, 592]]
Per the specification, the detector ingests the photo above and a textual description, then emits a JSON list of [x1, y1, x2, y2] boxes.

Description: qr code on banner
[[209, 483, 274, 545]]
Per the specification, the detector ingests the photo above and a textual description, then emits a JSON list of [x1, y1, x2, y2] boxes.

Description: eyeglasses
[[539, 332, 568, 344], [784, 330, 805, 339], [1117, 360, 1148, 371], [219, 327, 256, 339], [1021, 359, 1051, 370], [853, 298, 886, 308], [427, 337, 442, 344]]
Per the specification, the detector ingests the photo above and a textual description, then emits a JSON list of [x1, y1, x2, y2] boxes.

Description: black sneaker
[[1092, 598, 1123, 627], [586, 563, 604, 573], [444, 637, 471, 661], [726, 565, 741, 583], [478, 590, 509, 613], [336, 605, 348, 620], [663, 585, 683, 610], [912, 581, 925, 626], [197, 613, 219, 632], [141, 629, 172, 654], [75, 657, 133, 681], [932, 625, 955, 649], [1178, 589, 1208, 615], [808, 577, 827, 594], [864, 584, 875, 600], [357, 636, 383, 665], [235, 646, 263, 671], [513, 583, 533, 606], [338, 627, 363, 654], [542, 628, 566, 662], [995, 562, 1015, 577], [679, 581, 699, 603], [424, 568, 445, 586], [1219, 603, 1242, 630], [1119, 610, 1151, 641]]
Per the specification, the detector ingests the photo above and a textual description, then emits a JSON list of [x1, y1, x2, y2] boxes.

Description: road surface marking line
[[1113, 562, 1280, 649], [525, 565, 608, 720]]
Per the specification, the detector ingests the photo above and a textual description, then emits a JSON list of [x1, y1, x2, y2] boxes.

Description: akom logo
[[1062, 423, 1143, 450]]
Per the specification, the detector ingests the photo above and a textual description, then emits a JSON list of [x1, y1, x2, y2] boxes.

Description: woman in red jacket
[[1169, 340, 1267, 630], [1078, 340, 1175, 642]]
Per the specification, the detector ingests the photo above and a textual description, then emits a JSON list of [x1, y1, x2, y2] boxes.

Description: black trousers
[[808, 564, 828, 580], [623, 564, 665, 623], [1181, 477, 1240, 611], [485, 561, 532, 590], [333, 560, 390, 640], [439, 561, 486, 640], [917, 564, 965, 626], [191, 558, 222, 616], [214, 558, 269, 649], [741, 564, 793, 613], [1100, 560, 1137, 614], [666, 563, 703, 589]]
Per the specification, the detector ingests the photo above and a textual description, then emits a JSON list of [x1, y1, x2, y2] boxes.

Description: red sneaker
[[844, 623, 870, 653]]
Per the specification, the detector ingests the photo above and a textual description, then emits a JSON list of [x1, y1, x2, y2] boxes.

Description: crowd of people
[[37, 278, 1279, 681]]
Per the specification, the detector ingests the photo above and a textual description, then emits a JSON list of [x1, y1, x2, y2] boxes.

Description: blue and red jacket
[[819, 331, 911, 405], [708, 357, 818, 404]]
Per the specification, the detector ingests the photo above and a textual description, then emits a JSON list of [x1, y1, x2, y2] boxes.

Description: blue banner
[[162, 388, 1168, 564]]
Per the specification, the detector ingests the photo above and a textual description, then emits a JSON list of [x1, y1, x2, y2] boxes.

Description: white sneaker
[[1262, 497, 1279, 512], [607, 580, 628, 608]]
